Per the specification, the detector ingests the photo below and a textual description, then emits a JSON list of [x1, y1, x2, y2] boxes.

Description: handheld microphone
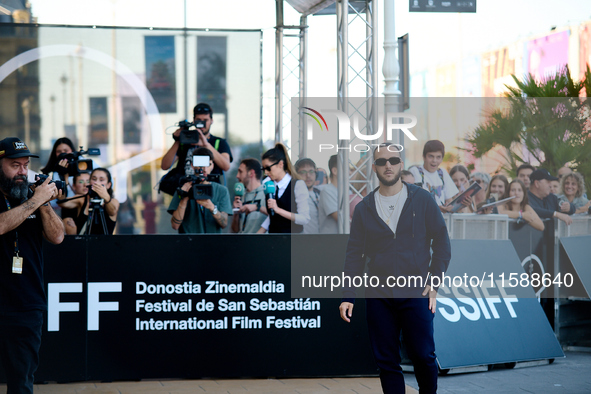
[[234, 182, 245, 197], [233, 182, 245, 212], [263, 181, 276, 216]]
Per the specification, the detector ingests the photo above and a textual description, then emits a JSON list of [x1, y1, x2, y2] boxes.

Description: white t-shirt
[[409, 165, 458, 206], [375, 185, 408, 234]]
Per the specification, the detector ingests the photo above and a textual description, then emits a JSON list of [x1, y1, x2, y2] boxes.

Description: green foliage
[[465, 66, 591, 182]]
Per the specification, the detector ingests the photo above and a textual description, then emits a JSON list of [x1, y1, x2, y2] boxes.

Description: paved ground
[[2, 351, 590, 393], [0, 377, 412, 394], [407, 351, 591, 393]]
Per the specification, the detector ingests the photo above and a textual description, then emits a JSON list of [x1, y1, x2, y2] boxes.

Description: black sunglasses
[[262, 161, 280, 172], [374, 157, 401, 166]]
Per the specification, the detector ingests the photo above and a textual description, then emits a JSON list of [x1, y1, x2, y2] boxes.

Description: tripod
[[84, 198, 108, 235]]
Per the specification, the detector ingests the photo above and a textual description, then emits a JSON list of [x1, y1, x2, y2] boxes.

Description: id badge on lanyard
[[4, 196, 24, 274]]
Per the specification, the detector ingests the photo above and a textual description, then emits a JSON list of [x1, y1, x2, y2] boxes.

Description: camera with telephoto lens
[[34, 174, 66, 194], [179, 119, 207, 145], [54, 147, 100, 176]]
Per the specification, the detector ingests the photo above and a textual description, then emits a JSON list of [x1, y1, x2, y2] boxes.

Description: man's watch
[[212, 205, 219, 215]]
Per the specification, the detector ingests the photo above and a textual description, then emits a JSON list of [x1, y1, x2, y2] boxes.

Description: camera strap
[[57, 194, 86, 203], [4, 195, 23, 274]]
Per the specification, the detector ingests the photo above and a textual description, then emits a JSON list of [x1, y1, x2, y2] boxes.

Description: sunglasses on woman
[[262, 161, 280, 172], [373, 157, 401, 166]]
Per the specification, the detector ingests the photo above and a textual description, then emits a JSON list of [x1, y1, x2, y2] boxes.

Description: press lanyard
[[4, 195, 23, 274]]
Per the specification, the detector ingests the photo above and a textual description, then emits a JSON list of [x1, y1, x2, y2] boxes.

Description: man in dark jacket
[[339, 143, 451, 394], [528, 169, 574, 226]]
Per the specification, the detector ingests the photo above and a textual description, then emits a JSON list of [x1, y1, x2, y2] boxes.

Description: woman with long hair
[[498, 180, 544, 231], [480, 174, 510, 214], [58, 168, 119, 235], [257, 143, 309, 233], [449, 164, 475, 213], [485, 174, 509, 202], [558, 172, 590, 214], [41, 137, 75, 176]]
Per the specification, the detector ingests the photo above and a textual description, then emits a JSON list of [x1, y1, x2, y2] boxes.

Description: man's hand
[[233, 197, 242, 210], [339, 302, 354, 323], [422, 285, 437, 313], [180, 182, 192, 193], [556, 212, 573, 225], [196, 198, 215, 211], [173, 128, 181, 139], [196, 129, 209, 148], [240, 204, 258, 214], [33, 175, 58, 204], [560, 201, 571, 213]]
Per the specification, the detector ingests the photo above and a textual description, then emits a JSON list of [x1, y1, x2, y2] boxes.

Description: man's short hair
[[516, 163, 535, 176], [295, 158, 316, 172], [401, 170, 413, 177], [193, 147, 213, 162], [328, 155, 338, 175], [422, 140, 445, 157], [193, 103, 213, 117], [372, 142, 401, 159], [241, 158, 262, 180]]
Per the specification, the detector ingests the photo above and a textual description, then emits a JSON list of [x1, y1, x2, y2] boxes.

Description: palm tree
[[465, 66, 591, 181]]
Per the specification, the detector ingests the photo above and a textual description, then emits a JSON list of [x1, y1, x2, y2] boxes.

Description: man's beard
[[376, 168, 401, 187], [0, 169, 29, 200]]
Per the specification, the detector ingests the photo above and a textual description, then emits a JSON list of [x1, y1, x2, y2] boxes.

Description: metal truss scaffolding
[[336, 0, 378, 234], [276, 0, 378, 234]]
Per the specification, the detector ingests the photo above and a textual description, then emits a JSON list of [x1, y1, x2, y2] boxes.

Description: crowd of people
[[8, 103, 590, 238]]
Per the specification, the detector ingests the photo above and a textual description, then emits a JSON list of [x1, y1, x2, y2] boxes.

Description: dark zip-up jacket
[[342, 182, 451, 301]]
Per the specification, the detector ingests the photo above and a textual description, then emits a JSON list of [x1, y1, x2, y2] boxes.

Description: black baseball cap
[[193, 103, 213, 116], [0, 137, 39, 159], [530, 169, 558, 182]]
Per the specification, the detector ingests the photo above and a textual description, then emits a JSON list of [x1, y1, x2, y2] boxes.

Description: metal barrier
[[554, 215, 591, 348], [444, 213, 510, 240], [556, 215, 591, 237]]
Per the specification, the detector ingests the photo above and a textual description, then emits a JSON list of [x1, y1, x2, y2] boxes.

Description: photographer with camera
[[160, 103, 232, 193], [41, 137, 76, 185], [168, 147, 232, 234], [58, 168, 119, 235], [0, 137, 65, 394]]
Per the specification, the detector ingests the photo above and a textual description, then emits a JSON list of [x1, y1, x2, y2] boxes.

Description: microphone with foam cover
[[264, 181, 276, 216], [234, 182, 245, 197]]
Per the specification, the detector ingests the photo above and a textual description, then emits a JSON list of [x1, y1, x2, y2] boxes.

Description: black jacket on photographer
[[160, 137, 232, 196], [177, 136, 232, 180]]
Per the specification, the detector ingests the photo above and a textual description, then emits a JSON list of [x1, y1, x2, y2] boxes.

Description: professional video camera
[[178, 119, 207, 144], [176, 155, 219, 200], [34, 174, 66, 194], [53, 147, 100, 176]]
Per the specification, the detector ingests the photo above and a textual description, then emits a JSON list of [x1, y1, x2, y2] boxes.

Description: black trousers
[[0, 310, 43, 394], [366, 298, 437, 394]]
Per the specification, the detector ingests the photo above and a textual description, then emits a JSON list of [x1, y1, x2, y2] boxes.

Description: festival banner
[[122, 97, 142, 144], [526, 30, 569, 82], [144, 36, 177, 113], [481, 46, 516, 97], [197, 36, 227, 115], [89, 97, 108, 145]]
